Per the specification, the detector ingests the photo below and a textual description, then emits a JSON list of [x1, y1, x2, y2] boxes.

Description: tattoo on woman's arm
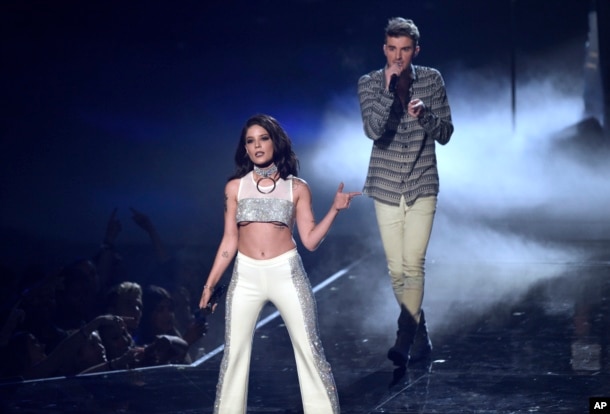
[[222, 251, 229, 259]]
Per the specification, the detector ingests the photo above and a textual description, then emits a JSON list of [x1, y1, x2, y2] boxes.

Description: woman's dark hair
[[230, 114, 299, 180], [137, 285, 178, 345]]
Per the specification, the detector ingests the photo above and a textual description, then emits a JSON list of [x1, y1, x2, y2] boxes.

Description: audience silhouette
[[0, 207, 212, 381]]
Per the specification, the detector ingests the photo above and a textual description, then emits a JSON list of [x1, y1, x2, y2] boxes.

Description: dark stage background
[[1, 0, 606, 281]]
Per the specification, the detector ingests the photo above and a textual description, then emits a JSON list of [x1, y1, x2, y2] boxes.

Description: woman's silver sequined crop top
[[235, 171, 295, 228]]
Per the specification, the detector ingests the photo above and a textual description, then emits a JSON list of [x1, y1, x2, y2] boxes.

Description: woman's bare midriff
[[237, 222, 296, 259]]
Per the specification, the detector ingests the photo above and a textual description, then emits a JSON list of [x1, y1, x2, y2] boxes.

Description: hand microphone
[[389, 74, 399, 93]]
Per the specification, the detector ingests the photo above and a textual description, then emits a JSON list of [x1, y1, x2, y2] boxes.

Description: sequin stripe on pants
[[214, 248, 340, 414]]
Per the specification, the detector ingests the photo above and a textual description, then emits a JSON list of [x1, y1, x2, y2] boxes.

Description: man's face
[[114, 296, 143, 332], [383, 36, 419, 70]]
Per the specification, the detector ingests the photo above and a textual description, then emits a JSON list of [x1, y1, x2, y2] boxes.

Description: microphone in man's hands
[[389, 74, 399, 93]]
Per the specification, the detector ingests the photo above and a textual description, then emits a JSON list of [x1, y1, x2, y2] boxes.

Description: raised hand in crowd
[[96, 208, 124, 290], [130, 207, 169, 262], [103, 207, 122, 249]]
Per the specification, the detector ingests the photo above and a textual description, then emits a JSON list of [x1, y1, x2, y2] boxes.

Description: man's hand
[[130, 207, 155, 234], [104, 208, 121, 245], [408, 99, 426, 118], [385, 62, 404, 91]]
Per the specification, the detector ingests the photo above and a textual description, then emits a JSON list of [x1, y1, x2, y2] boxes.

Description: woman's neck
[[253, 163, 277, 178]]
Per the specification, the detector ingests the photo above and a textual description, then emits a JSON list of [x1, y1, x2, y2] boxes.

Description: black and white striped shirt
[[357, 65, 454, 206]]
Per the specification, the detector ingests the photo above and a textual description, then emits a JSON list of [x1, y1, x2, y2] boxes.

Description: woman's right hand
[[199, 285, 212, 310]]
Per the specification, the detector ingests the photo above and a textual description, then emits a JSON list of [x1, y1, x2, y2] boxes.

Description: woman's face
[[152, 298, 175, 334], [244, 124, 274, 166]]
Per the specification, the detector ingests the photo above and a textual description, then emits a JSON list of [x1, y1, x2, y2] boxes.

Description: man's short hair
[[106, 281, 142, 308], [385, 17, 420, 46]]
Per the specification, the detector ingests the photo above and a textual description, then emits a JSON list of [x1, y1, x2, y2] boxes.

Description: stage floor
[[1, 235, 609, 413]]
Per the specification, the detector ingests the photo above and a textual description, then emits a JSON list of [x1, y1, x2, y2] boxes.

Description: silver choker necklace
[[253, 164, 278, 178], [253, 164, 278, 194]]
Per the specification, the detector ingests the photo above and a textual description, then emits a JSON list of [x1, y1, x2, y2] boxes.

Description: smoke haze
[[307, 39, 609, 337]]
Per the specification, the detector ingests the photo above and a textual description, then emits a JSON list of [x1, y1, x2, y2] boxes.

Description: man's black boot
[[409, 309, 432, 362], [387, 305, 418, 367]]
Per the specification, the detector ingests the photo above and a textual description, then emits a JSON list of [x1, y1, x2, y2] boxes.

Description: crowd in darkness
[[0, 207, 211, 381]]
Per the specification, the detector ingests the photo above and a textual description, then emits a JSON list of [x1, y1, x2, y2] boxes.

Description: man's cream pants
[[374, 196, 437, 322]]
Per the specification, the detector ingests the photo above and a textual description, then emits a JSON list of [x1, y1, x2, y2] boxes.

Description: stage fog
[[305, 34, 609, 336]]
